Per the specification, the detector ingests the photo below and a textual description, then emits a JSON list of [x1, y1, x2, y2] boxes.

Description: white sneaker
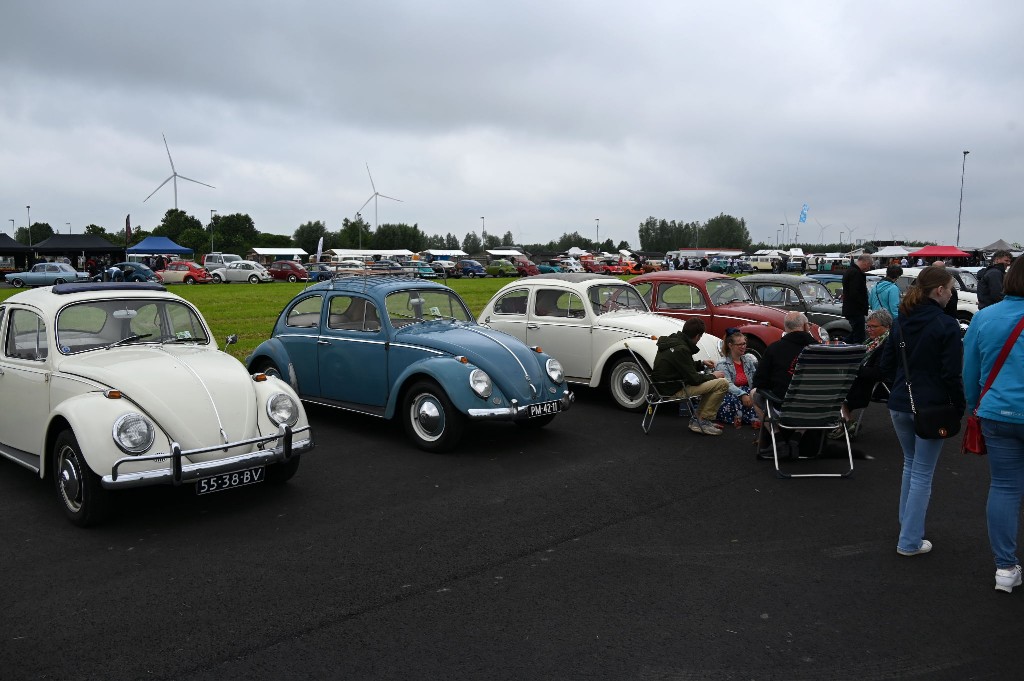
[[995, 565, 1023, 593], [897, 539, 932, 556]]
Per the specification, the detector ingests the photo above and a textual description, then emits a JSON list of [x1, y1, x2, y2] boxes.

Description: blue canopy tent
[[126, 236, 193, 255]]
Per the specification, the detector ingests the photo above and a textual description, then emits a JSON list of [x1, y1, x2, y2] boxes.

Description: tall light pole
[[956, 150, 970, 247], [26, 206, 31, 246], [8, 219, 13, 234], [839, 231, 844, 245], [779, 223, 785, 248], [480, 216, 485, 252], [66, 222, 71, 234], [776, 229, 781, 247], [595, 218, 600, 246], [210, 209, 217, 253]]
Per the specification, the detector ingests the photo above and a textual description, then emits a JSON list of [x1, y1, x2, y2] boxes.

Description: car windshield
[[706, 278, 753, 305], [587, 284, 649, 315], [956, 270, 978, 290], [385, 289, 474, 328], [56, 298, 211, 354], [798, 281, 834, 303]]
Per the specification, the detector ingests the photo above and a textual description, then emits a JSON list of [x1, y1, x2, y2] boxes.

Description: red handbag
[[963, 317, 1024, 455]]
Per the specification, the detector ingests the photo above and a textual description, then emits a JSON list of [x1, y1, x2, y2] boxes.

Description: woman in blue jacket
[[964, 261, 1024, 592], [869, 265, 902, 318], [880, 266, 965, 557]]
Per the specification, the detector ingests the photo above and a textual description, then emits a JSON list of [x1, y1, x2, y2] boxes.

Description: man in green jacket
[[652, 318, 728, 435]]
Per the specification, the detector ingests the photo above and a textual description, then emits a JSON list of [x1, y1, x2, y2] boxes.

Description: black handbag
[[897, 321, 961, 439]]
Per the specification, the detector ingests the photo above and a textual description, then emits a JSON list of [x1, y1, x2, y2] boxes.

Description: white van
[[202, 252, 242, 270]]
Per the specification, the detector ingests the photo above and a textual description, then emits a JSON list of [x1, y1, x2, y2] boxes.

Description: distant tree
[[617, 240, 631, 251], [374, 223, 427, 251], [500, 231, 515, 246], [253, 232, 293, 248], [213, 213, 259, 255], [444, 233, 461, 249], [462, 232, 482, 254], [336, 216, 372, 249], [176, 227, 210, 255], [700, 213, 751, 250], [17, 222, 55, 246], [425, 233, 445, 249], [84, 224, 109, 238], [153, 209, 202, 242], [293, 220, 331, 256], [555, 231, 592, 251], [599, 238, 615, 252], [483, 233, 502, 249]]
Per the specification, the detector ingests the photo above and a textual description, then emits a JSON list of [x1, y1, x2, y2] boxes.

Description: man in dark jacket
[[978, 250, 1012, 308], [651, 318, 728, 435], [752, 312, 817, 401], [842, 255, 873, 343]]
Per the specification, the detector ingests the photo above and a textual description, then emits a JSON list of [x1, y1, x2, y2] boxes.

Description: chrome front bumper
[[467, 390, 574, 420], [102, 424, 313, 489]]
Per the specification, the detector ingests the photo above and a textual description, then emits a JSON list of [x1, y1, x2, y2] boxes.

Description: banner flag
[[315, 236, 324, 263], [798, 204, 809, 223], [125, 214, 132, 243]]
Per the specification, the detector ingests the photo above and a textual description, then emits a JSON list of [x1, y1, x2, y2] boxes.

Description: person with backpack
[[870, 265, 902, 318], [978, 250, 1013, 309]]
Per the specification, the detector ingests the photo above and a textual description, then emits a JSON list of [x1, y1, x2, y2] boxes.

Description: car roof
[[631, 270, 730, 283], [305, 275, 450, 296], [5, 282, 178, 314], [514, 272, 629, 285], [740, 274, 824, 284]]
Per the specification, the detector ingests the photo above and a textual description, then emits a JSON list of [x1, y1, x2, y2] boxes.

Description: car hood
[[397, 322, 551, 401], [56, 346, 259, 450]]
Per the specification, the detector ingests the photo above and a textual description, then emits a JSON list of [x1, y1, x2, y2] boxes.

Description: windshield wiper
[[107, 333, 152, 349], [161, 336, 203, 344]]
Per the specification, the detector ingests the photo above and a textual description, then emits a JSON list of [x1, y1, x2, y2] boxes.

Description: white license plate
[[528, 401, 561, 417], [196, 467, 265, 495]]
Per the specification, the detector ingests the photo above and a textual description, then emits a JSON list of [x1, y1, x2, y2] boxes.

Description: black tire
[[10, 278, 24, 288], [606, 355, 649, 412], [53, 430, 111, 527], [254, 358, 284, 380], [402, 380, 465, 453], [266, 455, 300, 484], [745, 337, 767, 362], [248, 275, 260, 284], [287, 274, 298, 283], [212, 273, 223, 283], [468, 272, 476, 278], [514, 414, 556, 429], [184, 276, 195, 285], [53, 278, 67, 285]]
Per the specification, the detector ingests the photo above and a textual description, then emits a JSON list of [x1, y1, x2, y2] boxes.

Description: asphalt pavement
[[1, 387, 1021, 680]]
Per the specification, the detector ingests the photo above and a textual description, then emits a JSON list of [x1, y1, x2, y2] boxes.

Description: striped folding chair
[[760, 344, 867, 478], [624, 341, 701, 434]]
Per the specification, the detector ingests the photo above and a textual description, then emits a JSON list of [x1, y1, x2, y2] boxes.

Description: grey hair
[[783, 311, 808, 332], [867, 308, 893, 328], [857, 254, 874, 265]]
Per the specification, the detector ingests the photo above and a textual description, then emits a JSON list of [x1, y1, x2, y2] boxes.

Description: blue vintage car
[[455, 259, 487, 278], [245, 276, 573, 452], [5, 262, 89, 287]]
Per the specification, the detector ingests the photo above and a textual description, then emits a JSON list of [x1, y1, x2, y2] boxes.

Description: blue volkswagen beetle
[[246, 276, 573, 452]]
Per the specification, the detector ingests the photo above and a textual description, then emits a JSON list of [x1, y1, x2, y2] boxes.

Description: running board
[[0, 445, 41, 473]]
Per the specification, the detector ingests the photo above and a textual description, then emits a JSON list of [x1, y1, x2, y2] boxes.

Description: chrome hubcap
[[413, 396, 444, 439], [619, 369, 642, 399], [58, 447, 83, 511]]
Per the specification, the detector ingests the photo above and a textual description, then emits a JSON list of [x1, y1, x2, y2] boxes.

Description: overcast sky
[[2, 1, 1021, 250]]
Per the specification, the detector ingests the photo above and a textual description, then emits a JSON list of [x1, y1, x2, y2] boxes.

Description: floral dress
[[714, 353, 760, 426]]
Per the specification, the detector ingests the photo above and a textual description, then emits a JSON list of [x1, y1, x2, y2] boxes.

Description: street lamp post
[[595, 218, 600, 246], [839, 232, 844, 245], [8, 219, 13, 234], [26, 205, 31, 246], [210, 209, 217, 253], [480, 217, 485, 252], [956, 150, 970, 247], [779, 223, 784, 248], [356, 212, 362, 249], [776, 229, 781, 247], [66, 222, 71, 234]]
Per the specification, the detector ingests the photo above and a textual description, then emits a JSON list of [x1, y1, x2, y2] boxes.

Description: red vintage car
[[580, 258, 609, 275], [629, 270, 828, 359], [268, 260, 310, 282], [159, 261, 213, 285], [599, 259, 627, 275]]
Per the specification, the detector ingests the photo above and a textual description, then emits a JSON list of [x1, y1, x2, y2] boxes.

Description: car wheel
[[248, 275, 260, 284], [607, 355, 649, 412], [254, 359, 284, 381], [287, 274, 298, 283], [745, 337, 767, 362], [468, 272, 476, 278], [10, 278, 24, 288], [266, 455, 300, 484], [402, 380, 465, 453], [212, 274, 223, 283], [514, 414, 556, 429], [184, 276, 195, 285], [53, 430, 110, 527]]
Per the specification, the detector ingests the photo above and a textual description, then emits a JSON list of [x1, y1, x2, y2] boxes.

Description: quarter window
[[286, 295, 323, 328], [6, 309, 48, 360], [658, 283, 706, 310], [494, 289, 529, 315]]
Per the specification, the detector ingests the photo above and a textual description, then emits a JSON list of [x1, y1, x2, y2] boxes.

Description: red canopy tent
[[906, 245, 971, 258]]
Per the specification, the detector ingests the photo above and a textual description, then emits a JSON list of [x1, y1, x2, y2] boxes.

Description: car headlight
[[112, 413, 156, 454], [546, 358, 564, 384], [267, 392, 299, 427], [819, 327, 831, 343], [469, 368, 493, 398]]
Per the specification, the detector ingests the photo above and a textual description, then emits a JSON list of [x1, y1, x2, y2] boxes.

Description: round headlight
[[267, 392, 299, 427], [112, 413, 156, 454], [546, 358, 564, 384], [469, 368, 492, 398]]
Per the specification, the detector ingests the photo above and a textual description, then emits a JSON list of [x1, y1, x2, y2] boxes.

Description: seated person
[[651, 318, 729, 436], [751, 311, 818, 454], [714, 328, 761, 429], [830, 308, 892, 438]]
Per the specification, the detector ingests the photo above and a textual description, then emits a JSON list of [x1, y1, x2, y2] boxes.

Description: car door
[[277, 294, 324, 396], [0, 308, 51, 456], [525, 287, 591, 380], [318, 294, 389, 409]]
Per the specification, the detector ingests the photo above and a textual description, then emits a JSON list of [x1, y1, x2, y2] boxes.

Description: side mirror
[[225, 334, 238, 346]]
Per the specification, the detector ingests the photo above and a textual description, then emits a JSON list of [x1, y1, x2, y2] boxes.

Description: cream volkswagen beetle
[[478, 273, 722, 411], [0, 282, 313, 526]]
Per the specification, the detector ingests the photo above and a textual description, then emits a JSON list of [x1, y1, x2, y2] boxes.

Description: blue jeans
[[985, 418, 1024, 569], [890, 410, 945, 552]]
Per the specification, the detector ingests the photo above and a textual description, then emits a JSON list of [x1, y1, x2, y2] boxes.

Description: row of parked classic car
[[5, 261, 974, 527]]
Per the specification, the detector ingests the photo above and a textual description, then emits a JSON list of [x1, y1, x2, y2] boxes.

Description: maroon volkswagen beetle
[[629, 270, 828, 359], [268, 260, 309, 283]]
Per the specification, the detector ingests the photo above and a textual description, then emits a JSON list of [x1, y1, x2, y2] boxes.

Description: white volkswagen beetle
[[0, 282, 313, 526], [210, 260, 273, 284], [478, 273, 722, 411]]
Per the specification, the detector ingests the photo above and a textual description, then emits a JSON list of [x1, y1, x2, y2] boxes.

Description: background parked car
[[246, 276, 572, 452], [485, 259, 519, 277], [202, 252, 243, 271], [307, 263, 336, 281], [430, 260, 460, 278], [455, 259, 487, 278], [739, 274, 852, 341], [630, 270, 829, 360], [210, 261, 273, 284], [109, 262, 161, 283], [268, 260, 309, 282], [478, 272, 721, 411], [5, 262, 89, 287], [397, 259, 437, 278], [158, 260, 213, 285], [869, 266, 978, 325]]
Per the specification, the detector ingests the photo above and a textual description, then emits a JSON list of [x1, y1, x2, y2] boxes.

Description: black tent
[[0, 233, 34, 270], [32, 234, 122, 254]]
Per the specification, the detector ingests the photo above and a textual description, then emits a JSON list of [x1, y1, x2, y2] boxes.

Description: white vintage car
[[478, 273, 721, 410], [870, 266, 979, 325], [0, 282, 313, 526], [210, 260, 273, 284]]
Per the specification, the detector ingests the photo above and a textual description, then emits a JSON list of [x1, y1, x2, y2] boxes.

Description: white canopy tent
[[873, 245, 911, 258]]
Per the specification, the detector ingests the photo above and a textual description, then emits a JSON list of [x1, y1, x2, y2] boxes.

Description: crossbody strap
[[896, 318, 917, 414], [975, 316, 1024, 414]]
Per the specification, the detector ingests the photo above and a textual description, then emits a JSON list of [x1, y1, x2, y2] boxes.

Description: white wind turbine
[[143, 133, 215, 210], [356, 163, 402, 229]]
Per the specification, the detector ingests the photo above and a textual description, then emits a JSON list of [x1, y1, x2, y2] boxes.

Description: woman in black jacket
[[880, 266, 965, 557]]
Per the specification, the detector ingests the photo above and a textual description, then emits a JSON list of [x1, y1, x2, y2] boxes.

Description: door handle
[[526, 324, 538, 330], [317, 340, 330, 345]]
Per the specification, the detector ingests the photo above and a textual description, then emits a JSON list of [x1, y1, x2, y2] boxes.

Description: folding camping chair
[[623, 341, 701, 434], [851, 380, 891, 439], [759, 344, 867, 478]]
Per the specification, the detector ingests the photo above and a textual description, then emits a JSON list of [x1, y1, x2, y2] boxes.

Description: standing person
[[842, 255, 873, 344], [879, 266, 965, 557], [651, 318, 729, 436], [700, 256, 709, 271], [963, 262, 1024, 591], [932, 261, 959, 319], [978, 250, 1013, 309], [869, 265, 902, 318], [714, 329, 761, 428]]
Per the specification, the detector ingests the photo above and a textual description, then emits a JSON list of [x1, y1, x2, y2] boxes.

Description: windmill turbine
[[356, 163, 402, 229], [143, 133, 215, 210]]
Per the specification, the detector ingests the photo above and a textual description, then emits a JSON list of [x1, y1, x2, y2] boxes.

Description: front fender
[[384, 356, 489, 419], [592, 337, 660, 388], [246, 339, 300, 391]]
